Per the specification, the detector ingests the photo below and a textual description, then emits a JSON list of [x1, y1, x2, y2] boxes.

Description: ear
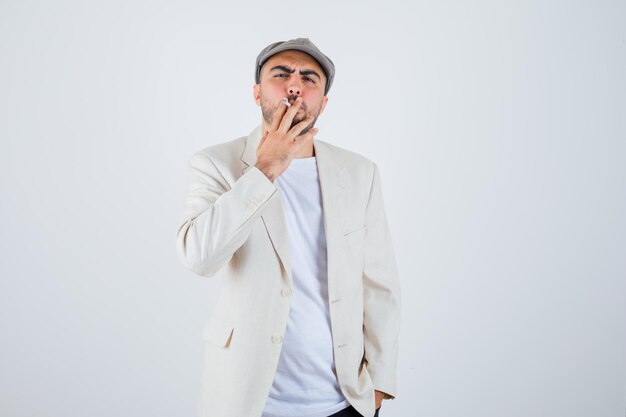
[[253, 84, 261, 106], [319, 95, 329, 115]]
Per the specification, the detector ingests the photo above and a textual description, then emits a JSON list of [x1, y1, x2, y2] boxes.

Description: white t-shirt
[[261, 156, 350, 417]]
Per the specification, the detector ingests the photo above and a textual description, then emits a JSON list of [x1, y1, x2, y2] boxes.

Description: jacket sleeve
[[176, 152, 279, 277], [362, 162, 401, 400]]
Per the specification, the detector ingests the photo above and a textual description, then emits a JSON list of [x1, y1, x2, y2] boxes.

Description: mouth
[[280, 97, 305, 112], [287, 96, 302, 108]]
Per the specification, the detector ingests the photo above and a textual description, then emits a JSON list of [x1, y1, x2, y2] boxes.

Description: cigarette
[[281, 98, 291, 108]]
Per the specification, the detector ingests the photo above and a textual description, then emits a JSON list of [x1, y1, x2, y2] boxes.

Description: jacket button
[[281, 288, 292, 297], [271, 334, 283, 344]]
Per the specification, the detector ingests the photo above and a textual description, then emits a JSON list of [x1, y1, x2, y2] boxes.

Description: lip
[[283, 97, 304, 110]]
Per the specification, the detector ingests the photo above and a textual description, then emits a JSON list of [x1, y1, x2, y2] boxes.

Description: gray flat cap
[[255, 38, 335, 95]]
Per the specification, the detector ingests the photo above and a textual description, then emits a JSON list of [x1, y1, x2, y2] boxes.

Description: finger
[[288, 116, 315, 138], [269, 98, 290, 132], [278, 97, 304, 133], [293, 127, 318, 145]]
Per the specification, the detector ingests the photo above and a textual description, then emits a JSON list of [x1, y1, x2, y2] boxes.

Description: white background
[[1, 1, 624, 416]]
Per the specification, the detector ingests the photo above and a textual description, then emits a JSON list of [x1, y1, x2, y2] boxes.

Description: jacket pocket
[[202, 316, 234, 348]]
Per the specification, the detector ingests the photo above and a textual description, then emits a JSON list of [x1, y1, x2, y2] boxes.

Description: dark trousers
[[327, 405, 380, 417]]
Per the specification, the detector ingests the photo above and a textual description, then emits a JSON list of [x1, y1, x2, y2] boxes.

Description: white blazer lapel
[[313, 139, 347, 298], [241, 126, 292, 285]]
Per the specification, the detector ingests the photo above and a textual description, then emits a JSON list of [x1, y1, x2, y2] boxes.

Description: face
[[253, 50, 329, 135]]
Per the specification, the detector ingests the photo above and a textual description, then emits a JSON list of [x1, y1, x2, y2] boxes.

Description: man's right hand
[[255, 97, 317, 182]]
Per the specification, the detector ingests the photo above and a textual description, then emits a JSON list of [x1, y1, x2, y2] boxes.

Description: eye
[[304, 77, 315, 83], [275, 73, 287, 78]]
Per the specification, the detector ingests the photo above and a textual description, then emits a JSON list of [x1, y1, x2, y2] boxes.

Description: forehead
[[261, 50, 325, 77]]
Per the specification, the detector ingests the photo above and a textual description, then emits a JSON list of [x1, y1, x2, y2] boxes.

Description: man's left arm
[[362, 162, 401, 402]]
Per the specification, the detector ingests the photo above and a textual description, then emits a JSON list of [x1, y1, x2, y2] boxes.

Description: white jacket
[[176, 125, 401, 417]]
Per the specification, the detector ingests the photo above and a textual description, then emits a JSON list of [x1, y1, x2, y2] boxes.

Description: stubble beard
[[260, 93, 320, 136]]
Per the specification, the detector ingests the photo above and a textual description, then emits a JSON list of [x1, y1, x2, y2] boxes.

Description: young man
[[177, 38, 400, 417]]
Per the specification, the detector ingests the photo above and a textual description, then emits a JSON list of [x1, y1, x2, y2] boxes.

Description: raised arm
[[176, 153, 278, 277]]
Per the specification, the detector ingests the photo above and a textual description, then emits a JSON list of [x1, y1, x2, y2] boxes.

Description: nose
[[287, 79, 302, 96]]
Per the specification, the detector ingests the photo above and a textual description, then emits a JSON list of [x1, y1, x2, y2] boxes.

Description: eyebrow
[[269, 65, 322, 81]]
